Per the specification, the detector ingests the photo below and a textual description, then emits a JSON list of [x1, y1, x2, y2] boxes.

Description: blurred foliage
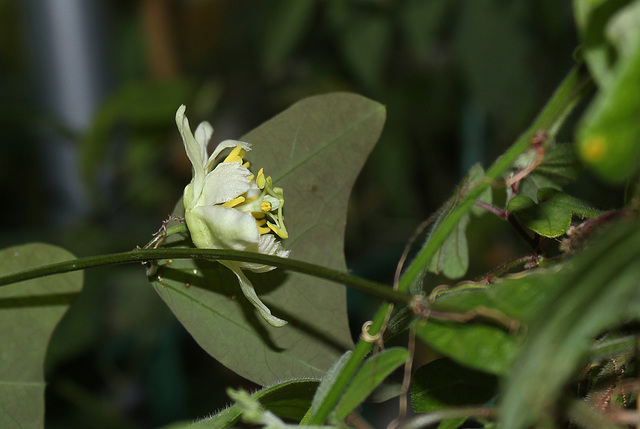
[[0, 0, 597, 427]]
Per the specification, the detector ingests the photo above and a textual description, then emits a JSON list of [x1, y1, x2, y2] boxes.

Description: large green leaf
[[499, 219, 640, 428], [151, 93, 385, 385], [0, 243, 83, 428]]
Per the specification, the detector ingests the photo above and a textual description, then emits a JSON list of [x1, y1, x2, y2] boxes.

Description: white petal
[[241, 234, 290, 273], [222, 261, 287, 327], [205, 139, 252, 172], [202, 162, 251, 206], [194, 121, 214, 167], [176, 105, 206, 207], [188, 205, 259, 250]]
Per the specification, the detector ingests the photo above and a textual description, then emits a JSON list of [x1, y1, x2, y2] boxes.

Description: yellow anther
[[243, 161, 250, 169], [267, 222, 288, 239], [267, 215, 289, 240], [224, 146, 245, 163], [256, 218, 267, 226], [244, 195, 259, 204], [256, 168, 266, 189], [248, 174, 254, 181], [258, 225, 271, 235], [252, 212, 266, 219], [222, 196, 245, 207], [260, 201, 272, 212]]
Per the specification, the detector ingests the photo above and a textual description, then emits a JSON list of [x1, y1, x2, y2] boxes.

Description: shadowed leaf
[[151, 93, 385, 385], [500, 219, 640, 428], [0, 243, 83, 428]]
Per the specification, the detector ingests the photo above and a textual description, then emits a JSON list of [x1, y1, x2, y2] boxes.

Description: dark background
[[0, 1, 587, 427]]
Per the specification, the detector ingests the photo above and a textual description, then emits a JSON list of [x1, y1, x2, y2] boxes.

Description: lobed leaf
[[508, 188, 602, 237], [151, 93, 385, 385], [0, 243, 83, 428]]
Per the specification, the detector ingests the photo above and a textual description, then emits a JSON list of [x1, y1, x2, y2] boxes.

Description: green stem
[[309, 65, 592, 425], [0, 248, 410, 305], [398, 65, 592, 294]]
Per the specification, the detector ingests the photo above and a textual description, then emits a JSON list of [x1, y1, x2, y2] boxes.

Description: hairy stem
[[309, 65, 592, 425]]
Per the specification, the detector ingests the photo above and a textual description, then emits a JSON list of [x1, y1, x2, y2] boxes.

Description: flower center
[[222, 145, 288, 240]]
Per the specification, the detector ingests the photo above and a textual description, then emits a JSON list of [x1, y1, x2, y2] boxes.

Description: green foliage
[[411, 358, 497, 428], [574, 0, 632, 87], [500, 219, 640, 428], [454, 0, 537, 123], [398, 0, 449, 62], [416, 318, 521, 376], [4, 1, 640, 427], [260, 0, 317, 70], [399, 64, 591, 295], [337, 12, 392, 89], [308, 351, 352, 418], [186, 379, 319, 428], [428, 164, 492, 280], [575, 0, 640, 182], [151, 93, 385, 386], [517, 143, 583, 200], [0, 244, 83, 428], [333, 347, 409, 419], [508, 188, 602, 237], [80, 80, 194, 208]]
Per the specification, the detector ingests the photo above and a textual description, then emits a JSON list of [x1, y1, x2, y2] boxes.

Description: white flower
[[176, 105, 290, 327]]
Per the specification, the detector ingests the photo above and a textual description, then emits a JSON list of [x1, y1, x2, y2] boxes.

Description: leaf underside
[[151, 93, 386, 385], [0, 243, 83, 428]]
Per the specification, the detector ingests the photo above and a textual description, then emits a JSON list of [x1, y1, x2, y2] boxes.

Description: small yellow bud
[[581, 135, 606, 162], [260, 201, 272, 212]]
